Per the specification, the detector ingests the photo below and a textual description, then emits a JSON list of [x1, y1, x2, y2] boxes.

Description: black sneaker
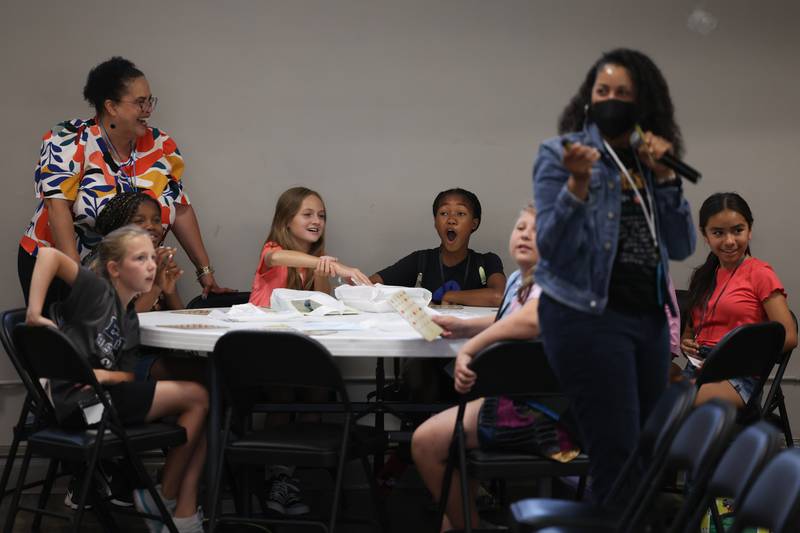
[[265, 474, 310, 515], [100, 460, 134, 508], [107, 472, 133, 507], [63, 473, 108, 510]]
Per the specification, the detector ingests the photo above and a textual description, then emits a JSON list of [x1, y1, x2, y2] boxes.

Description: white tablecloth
[[138, 306, 496, 357]]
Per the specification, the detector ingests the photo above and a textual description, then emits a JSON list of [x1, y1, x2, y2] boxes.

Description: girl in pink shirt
[[681, 193, 797, 407], [249, 187, 370, 306]]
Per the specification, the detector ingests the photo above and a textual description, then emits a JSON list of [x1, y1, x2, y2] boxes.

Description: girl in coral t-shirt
[[681, 192, 797, 407], [247, 186, 370, 515], [249, 186, 370, 306]]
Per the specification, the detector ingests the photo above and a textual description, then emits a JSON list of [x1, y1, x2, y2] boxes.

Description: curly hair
[[95, 192, 161, 236], [557, 48, 684, 157], [83, 57, 144, 115]]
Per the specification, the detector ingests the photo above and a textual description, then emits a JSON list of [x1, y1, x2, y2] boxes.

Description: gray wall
[[1, 0, 799, 443]]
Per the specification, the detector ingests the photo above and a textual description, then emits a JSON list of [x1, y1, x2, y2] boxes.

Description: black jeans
[[538, 293, 669, 506]]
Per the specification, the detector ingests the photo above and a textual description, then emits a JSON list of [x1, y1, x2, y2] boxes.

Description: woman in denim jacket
[[533, 48, 695, 505]]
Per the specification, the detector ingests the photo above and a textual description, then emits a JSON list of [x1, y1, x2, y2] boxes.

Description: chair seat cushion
[[510, 497, 616, 530], [28, 422, 186, 461], [227, 422, 385, 467], [467, 449, 590, 479]]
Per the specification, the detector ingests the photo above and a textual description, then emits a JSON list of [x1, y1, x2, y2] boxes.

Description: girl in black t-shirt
[[370, 188, 506, 306], [27, 226, 207, 533]]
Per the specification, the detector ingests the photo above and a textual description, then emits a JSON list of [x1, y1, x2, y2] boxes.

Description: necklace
[[99, 120, 137, 190]]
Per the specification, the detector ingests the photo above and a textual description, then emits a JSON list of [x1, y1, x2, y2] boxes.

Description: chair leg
[[360, 454, 390, 533], [89, 469, 119, 531], [0, 434, 21, 505], [329, 446, 352, 533], [31, 458, 60, 531], [436, 440, 458, 532], [575, 475, 587, 501], [2, 444, 34, 533], [0, 399, 32, 505], [128, 451, 179, 533], [456, 421, 471, 533], [71, 460, 99, 532], [777, 395, 794, 447]]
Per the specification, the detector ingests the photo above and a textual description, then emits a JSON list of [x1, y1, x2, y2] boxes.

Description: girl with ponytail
[[681, 192, 797, 407]]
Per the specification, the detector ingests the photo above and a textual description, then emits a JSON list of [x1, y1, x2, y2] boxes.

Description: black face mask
[[588, 99, 638, 139]]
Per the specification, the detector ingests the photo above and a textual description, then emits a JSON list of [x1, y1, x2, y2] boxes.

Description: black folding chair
[[436, 340, 588, 533], [207, 330, 388, 533], [0, 309, 64, 528], [728, 448, 800, 533], [677, 420, 782, 533], [510, 380, 697, 533], [696, 321, 786, 420], [760, 312, 797, 447], [629, 400, 738, 532], [186, 291, 251, 309], [2, 325, 186, 533]]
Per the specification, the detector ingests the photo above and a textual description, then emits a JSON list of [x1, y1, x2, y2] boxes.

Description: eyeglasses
[[118, 95, 158, 112]]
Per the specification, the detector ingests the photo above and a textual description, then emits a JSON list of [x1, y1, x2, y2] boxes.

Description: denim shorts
[[682, 346, 758, 405]]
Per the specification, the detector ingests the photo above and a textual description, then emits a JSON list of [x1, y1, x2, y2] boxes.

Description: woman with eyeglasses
[[18, 56, 230, 310]]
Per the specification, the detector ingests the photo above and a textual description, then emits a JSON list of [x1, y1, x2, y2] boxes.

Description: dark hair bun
[[83, 57, 144, 114]]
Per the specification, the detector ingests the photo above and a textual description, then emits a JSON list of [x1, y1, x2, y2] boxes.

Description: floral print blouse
[[21, 117, 190, 258]]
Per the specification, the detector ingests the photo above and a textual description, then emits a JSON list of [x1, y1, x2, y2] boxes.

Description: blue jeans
[[538, 293, 669, 506]]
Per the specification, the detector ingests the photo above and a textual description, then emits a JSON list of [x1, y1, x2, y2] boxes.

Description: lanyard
[[693, 258, 745, 342], [438, 251, 471, 290], [603, 140, 658, 247], [100, 121, 137, 190]]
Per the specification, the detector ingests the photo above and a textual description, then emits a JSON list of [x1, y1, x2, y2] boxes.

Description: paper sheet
[[388, 290, 443, 341]]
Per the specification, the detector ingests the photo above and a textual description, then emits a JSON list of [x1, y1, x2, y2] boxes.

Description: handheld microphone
[[629, 130, 702, 183]]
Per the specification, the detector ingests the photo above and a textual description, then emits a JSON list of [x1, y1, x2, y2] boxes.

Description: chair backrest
[[186, 291, 252, 309], [697, 321, 785, 386], [12, 325, 117, 429], [212, 330, 349, 414], [761, 311, 798, 416], [606, 380, 696, 506], [627, 400, 737, 532], [13, 325, 98, 385], [637, 380, 698, 461], [465, 340, 560, 400], [0, 309, 35, 393], [665, 400, 738, 480], [729, 448, 800, 533], [678, 421, 782, 533], [675, 288, 690, 336]]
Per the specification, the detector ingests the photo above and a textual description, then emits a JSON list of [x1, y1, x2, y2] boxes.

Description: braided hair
[[95, 192, 161, 236]]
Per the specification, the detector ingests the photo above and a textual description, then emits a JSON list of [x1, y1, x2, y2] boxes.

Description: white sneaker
[[161, 511, 203, 533], [133, 487, 170, 533], [265, 473, 310, 515]]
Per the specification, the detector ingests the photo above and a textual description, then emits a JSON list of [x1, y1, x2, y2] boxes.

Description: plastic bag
[[334, 285, 432, 313]]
